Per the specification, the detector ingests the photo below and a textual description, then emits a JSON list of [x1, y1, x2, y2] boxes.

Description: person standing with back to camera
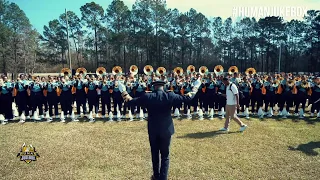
[[219, 77, 248, 132], [118, 74, 201, 180]]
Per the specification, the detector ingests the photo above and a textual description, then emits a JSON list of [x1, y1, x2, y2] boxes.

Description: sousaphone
[[130, 65, 138, 76], [76, 67, 87, 76], [199, 66, 208, 76], [173, 67, 184, 76], [228, 66, 238, 75], [245, 67, 256, 76], [96, 67, 106, 76], [214, 65, 224, 76], [156, 67, 166, 76], [112, 66, 122, 75], [187, 65, 195, 75], [61, 68, 72, 77], [144, 65, 154, 76]]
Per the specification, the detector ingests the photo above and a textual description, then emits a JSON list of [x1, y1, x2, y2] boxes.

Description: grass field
[[1, 116, 320, 180]]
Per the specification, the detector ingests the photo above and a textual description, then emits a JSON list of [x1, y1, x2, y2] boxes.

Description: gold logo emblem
[[17, 143, 40, 164]]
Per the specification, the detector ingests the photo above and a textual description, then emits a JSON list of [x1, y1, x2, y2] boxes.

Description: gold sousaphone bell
[[61, 68, 72, 77], [130, 65, 138, 76], [112, 66, 122, 75], [214, 65, 224, 76], [228, 66, 238, 75], [156, 67, 166, 76], [174, 67, 184, 76], [96, 67, 106, 76], [245, 67, 256, 76], [187, 65, 195, 75], [199, 66, 208, 76], [144, 65, 154, 76], [76, 67, 87, 76]]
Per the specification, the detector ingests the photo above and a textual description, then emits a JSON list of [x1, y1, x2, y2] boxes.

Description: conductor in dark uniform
[[118, 76, 201, 180]]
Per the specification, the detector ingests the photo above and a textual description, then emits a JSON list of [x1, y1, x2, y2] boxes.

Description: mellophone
[[0, 65, 320, 124]]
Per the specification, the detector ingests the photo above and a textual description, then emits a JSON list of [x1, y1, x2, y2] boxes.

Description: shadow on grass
[[288, 141, 320, 156], [177, 130, 239, 139]]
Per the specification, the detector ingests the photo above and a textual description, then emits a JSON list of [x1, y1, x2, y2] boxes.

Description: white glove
[[118, 81, 126, 93], [192, 78, 201, 89]]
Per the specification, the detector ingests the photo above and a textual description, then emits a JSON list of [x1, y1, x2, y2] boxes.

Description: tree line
[[0, 0, 319, 75]]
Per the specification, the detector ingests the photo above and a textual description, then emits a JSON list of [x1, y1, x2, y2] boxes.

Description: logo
[[17, 143, 40, 164]]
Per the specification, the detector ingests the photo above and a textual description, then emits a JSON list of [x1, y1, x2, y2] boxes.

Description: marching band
[[0, 65, 320, 124]]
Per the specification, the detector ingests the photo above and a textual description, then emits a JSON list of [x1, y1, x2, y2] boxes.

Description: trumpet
[[202, 79, 207, 84], [96, 67, 106, 76], [228, 66, 238, 75], [76, 67, 87, 76], [187, 65, 195, 75], [173, 67, 184, 76], [129, 65, 138, 76], [61, 68, 72, 77], [112, 66, 122, 75], [144, 65, 154, 76], [199, 66, 208, 76], [245, 68, 256, 76], [156, 67, 166, 76], [214, 65, 224, 76]]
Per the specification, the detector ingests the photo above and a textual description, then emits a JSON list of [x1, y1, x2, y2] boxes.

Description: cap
[[151, 80, 166, 86]]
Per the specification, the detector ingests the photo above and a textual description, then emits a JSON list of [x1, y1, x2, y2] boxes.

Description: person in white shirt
[[219, 77, 247, 132]]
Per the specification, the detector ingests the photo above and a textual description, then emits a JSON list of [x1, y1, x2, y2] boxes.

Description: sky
[[9, 0, 320, 34]]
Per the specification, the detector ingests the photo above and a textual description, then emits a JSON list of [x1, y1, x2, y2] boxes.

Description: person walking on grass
[[219, 77, 248, 132]]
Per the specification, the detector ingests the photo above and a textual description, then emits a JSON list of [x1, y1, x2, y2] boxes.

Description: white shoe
[[240, 125, 248, 132], [219, 127, 229, 132], [294, 113, 299, 117], [60, 119, 65, 123], [47, 118, 53, 122], [26, 116, 31, 119], [89, 119, 95, 123], [311, 113, 314, 117], [72, 119, 79, 122]]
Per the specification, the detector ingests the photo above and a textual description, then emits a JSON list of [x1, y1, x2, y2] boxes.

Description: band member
[[294, 77, 309, 116], [41, 77, 48, 114], [251, 76, 263, 114], [15, 75, 29, 116], [264, 77, 277, 115], [100, 76, 112, 117], [74, 74, 87, 117], [119, 76, 201, 180], [182, 78, 192, 114], [86, 76, 99, 115], [112, 79, 124, 115], [46, 77, 59, 118], [217, 76, 226, 115], [204, 75, 216, 114], [239, 76, 251, 114], [0, 76, 14, 121], [30, 76, 44, 118], [59, 77, 73, 116], [310, 77, 320, 116]]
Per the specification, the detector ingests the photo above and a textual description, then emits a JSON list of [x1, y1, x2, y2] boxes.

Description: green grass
[[0, 117, 320, 180]]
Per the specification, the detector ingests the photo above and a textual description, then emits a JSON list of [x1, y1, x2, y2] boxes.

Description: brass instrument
[[96, 67, 106, 76], [129, 65, 138, 76], [287, 79, 295, 88], [173, 67, 184, 76], [199, 66, 208, 76], [187, 65, 195, 75], [120, 76, 126, 81], [76, 67, 87, 76], [272, 80, 280, 87], [112, 66, 122, 75], [245, 68, 256, 76], [228, 66, 238, 75], [202, 78, 207, 84], [61, 68, 72, 77], [294, 76, 301, 82], [144, 65, 154, 76], [301, 80, 309, 88], [156, 67, 166, 76], [214, 65, 224, 76]]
